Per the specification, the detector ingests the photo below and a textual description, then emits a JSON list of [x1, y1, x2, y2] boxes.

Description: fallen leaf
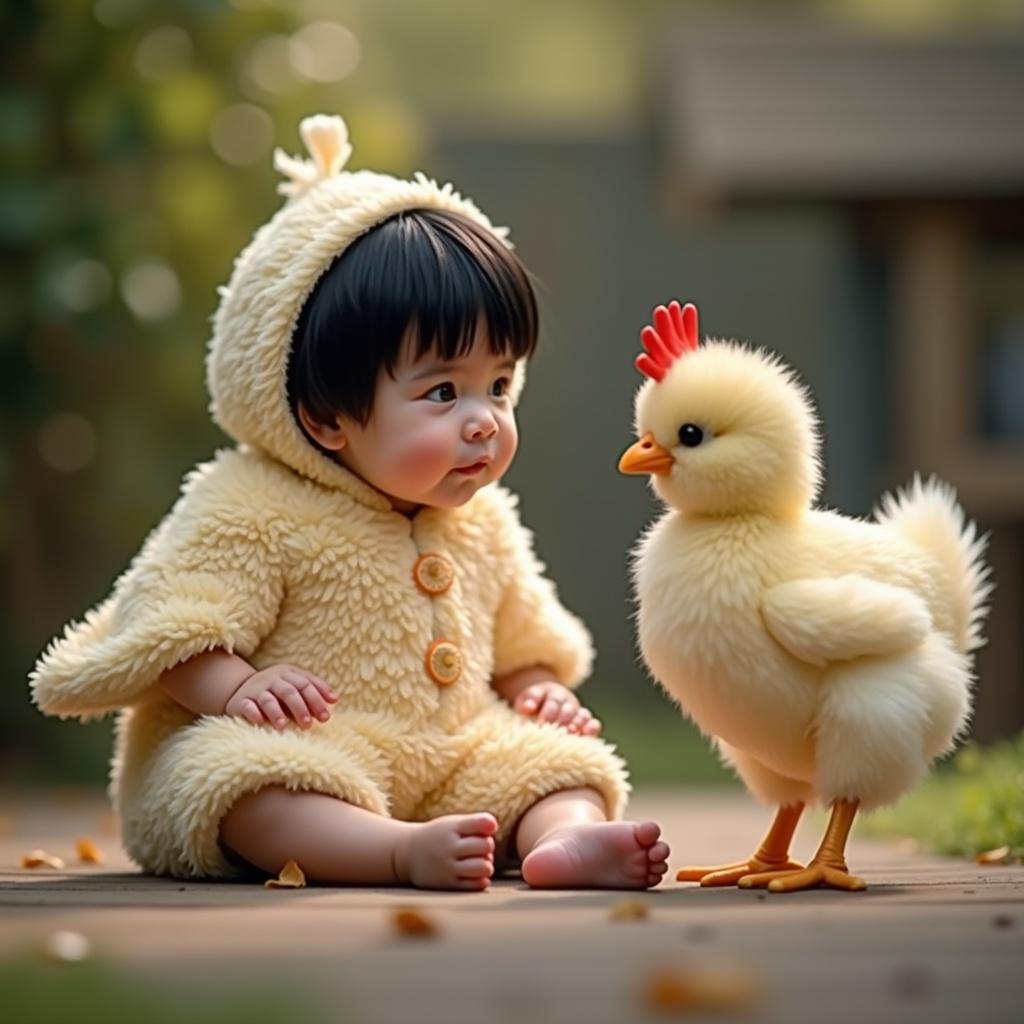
[[264, 859, 306, 888], [76, 837, 104, 864], [393, 907, 439, 937], [642, 962, 763, 1012], [609, 898, 649, 922], [976, 846, 1010, 865], [42, 930, 92, 964], [21, 849, 65, 870]]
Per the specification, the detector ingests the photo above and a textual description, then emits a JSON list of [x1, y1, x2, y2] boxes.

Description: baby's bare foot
[[395, 813, 498, 891], [521, 821, 670, 890]]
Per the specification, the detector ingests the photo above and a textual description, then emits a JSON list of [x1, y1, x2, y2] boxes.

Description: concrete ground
[[1, 787, 1022, 1024]]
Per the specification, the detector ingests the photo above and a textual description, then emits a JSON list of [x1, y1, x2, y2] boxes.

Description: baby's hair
[[287, 207, 539, 429]]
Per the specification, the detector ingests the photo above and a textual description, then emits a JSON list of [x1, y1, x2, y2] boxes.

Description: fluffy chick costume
[[30, 115, 629, 879]]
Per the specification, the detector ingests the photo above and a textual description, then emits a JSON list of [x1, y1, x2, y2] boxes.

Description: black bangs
[[287, 207, 538, 428]]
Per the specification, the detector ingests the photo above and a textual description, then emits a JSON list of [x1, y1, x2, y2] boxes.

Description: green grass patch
[[591, 693, 739, 787], [864, 732, 1024, 861]]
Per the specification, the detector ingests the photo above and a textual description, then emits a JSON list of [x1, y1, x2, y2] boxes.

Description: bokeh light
[[120, 260, 182, 321], [52, 259, 114, 314], [287, 22, 361, 84], [242, 35, 296, 96]]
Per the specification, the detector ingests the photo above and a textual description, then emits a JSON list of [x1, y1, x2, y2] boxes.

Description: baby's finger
[[538, 697, 564, 723], [238, 698, 264, 726], [567, 709, 592, 734], [556, 701, 579, 727], [256, 692, 288, 729], [283, 669, 337, 704], [514, 684, 546, 714], [275, 685, 313, 727], [297, 682, 332, 722], [306, 674, 339, 703], [583, 717, 603, 736]]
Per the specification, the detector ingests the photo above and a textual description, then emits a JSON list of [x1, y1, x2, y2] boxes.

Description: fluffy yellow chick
[[620, 301, 991, 893]]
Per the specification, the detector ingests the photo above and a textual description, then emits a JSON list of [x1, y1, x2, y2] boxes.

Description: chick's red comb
[[635, 301, 700, 382]]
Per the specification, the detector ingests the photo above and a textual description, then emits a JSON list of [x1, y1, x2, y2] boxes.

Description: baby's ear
[[297, 403, 347, 451]]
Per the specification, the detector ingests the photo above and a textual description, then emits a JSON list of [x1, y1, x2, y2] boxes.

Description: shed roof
[[661, 25, 1024, 201]]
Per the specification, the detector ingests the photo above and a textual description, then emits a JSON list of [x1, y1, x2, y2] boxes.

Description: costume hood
[[207, 114, 526, 492]]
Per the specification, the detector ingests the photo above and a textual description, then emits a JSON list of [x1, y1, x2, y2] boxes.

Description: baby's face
[[338, 330, 519, 514]]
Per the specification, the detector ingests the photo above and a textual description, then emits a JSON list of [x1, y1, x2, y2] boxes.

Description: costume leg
[[122, 713, 391, 878], [414, 704, 631, 851]]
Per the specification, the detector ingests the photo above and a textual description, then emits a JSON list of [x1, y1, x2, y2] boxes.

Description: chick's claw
[[738, 861, 866, 893], [676, 856, 804, 888]]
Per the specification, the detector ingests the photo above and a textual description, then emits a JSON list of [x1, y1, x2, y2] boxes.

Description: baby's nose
[[465, 416, 498, 440]]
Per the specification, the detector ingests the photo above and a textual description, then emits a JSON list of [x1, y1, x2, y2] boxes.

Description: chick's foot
[[739, 799, 867, 892], [738, 859, 866, 893], [676, 855, 804, 888], [677, 802, 807, 887]]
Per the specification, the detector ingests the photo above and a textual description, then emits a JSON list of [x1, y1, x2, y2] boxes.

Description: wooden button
[[425, 639, 462, 687], [413, 553, 454, 596]]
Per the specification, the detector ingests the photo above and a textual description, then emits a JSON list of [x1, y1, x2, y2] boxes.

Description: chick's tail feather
[[875, 475, 992, 653]]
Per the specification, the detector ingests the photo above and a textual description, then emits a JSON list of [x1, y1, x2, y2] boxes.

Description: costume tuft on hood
[[206, 114, 527, 493]]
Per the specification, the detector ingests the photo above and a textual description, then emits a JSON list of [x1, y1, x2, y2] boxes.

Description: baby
[[30, 115, 669, 890]]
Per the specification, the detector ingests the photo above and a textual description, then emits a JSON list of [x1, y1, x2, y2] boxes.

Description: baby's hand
[[223, 664, 338, 730], [513, 681, 602, 736]]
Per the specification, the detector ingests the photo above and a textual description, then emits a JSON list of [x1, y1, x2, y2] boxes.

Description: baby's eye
[[424, 382, 457, 403], [490, 376, 511, 398]]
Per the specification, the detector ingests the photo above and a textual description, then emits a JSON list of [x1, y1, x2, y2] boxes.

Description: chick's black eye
[[678, 423, 704, 448]]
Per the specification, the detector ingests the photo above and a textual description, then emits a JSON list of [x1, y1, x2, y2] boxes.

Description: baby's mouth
[[453, 459, 490, 476]]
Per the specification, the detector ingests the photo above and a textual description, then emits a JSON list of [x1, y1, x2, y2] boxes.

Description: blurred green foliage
[[865, 733, 1024, 860], [2, 0, 438, 783]]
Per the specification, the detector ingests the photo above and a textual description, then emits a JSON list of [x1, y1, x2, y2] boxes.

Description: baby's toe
[[633, 821, 662, 849], [455, 876, 490, 891], [458, 813, 499, 837], [648, 840, 670, 864], [456, 856, 494, 880], [456, 835, 495, 858]]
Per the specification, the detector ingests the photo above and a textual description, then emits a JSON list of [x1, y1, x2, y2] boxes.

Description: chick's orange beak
[[618, 432, 674, 476]]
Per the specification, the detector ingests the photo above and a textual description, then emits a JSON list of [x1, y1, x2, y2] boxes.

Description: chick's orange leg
[[739, 799, 867, 893], [676, 802, 805, 887]]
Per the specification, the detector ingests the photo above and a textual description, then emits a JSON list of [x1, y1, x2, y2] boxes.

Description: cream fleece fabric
[[30, 115, 628, 878]]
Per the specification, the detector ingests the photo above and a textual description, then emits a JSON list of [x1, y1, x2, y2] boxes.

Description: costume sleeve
[[488, 487, 594, 689], [30, 450, 286, 720]]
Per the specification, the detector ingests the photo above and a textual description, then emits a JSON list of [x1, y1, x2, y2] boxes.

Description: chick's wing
[[760, 575, 933, 668]]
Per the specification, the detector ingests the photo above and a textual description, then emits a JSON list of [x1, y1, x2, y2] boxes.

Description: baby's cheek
[[390, 431, 452, 485]]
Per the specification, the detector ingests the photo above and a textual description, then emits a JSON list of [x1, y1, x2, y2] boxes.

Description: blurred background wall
[[2, 0, 1022, 789]]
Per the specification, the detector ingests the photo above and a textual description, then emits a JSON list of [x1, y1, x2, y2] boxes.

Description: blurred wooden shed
[[656, 24, 1024, 741]]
